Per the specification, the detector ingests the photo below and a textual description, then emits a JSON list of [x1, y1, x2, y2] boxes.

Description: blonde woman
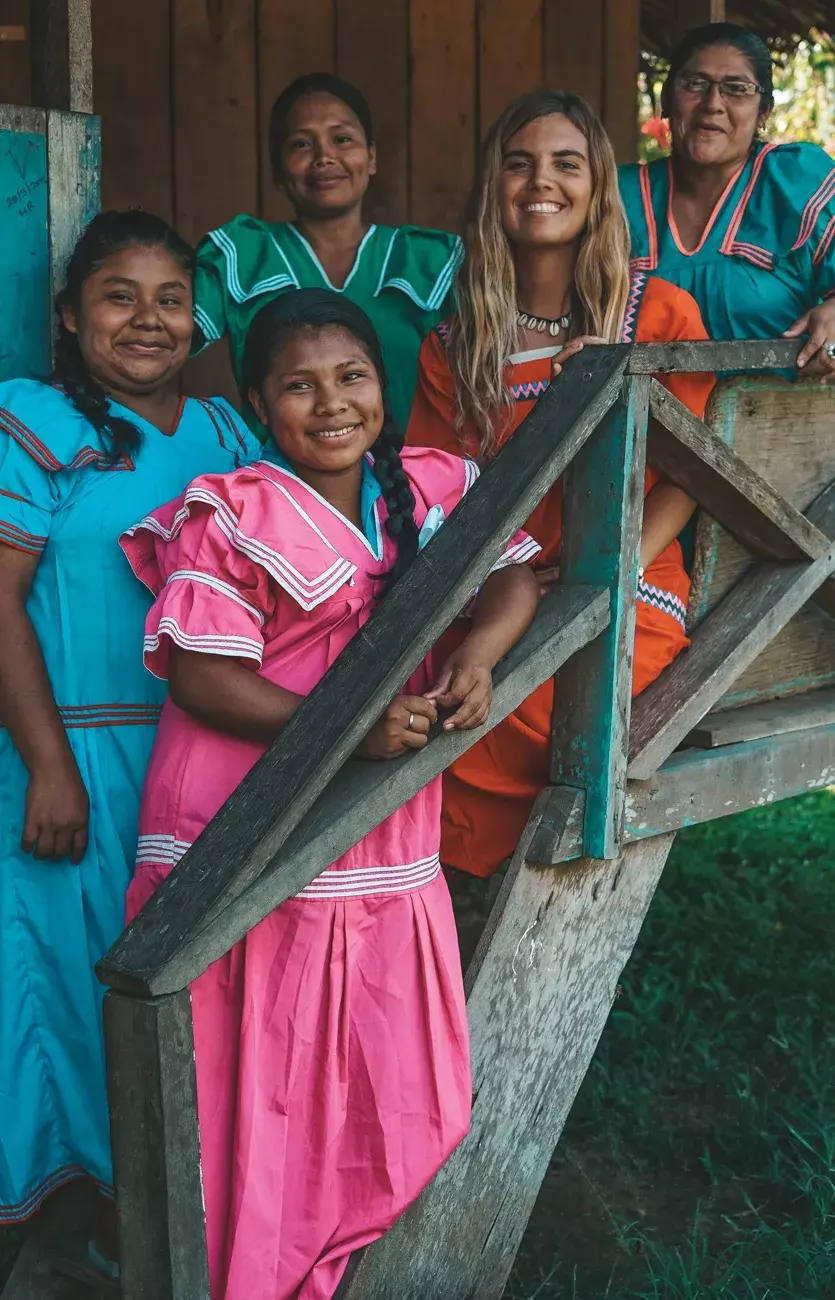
[[406, 90, 715, 878]]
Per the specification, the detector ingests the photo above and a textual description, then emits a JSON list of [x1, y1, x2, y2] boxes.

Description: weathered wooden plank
[[106, 584, 609, 993], [0, 107, 50, 380], [628, 547, 835, 780], [0, 1, 30, 107], [531, 722, 835, 865], [338, 0, 408, 225], [527, 785, 585, 865], [602, 0, 639, 162], [104, 990, 208, 1300], [628, 339, 801, 374], [257, 0, 335, 225], [550, 374, 648, 858], [478, 0, 543, 135], [648, 380, 832, 564], [97, 348, 629, 997], [91, 0, 173, 220], [29, 0, 92, 113], [342, 820, 676, 1300], [686, 688, 835, 749], [410, 0, 475, 230], [46, 108, 101, 310], [544, 1, 603, 111]]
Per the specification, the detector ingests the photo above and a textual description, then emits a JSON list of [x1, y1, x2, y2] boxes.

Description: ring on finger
[[825, 342, 835, 359], [407, 712, 415, 732]]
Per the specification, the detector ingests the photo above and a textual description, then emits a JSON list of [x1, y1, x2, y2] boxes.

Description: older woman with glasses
[[620, 22, 835, 378]]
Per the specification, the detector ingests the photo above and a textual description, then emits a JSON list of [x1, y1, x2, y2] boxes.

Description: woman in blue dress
[[620, 22, 835, 379], [0, 211, 258, 1263]]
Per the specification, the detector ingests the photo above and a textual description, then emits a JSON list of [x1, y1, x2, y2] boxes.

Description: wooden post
[[672, 0, 725, 45], [342, 821, 676, 1300], [29, 0, 93, 113], [549, 374, 649, 859], [104, 990, 210, 1300]]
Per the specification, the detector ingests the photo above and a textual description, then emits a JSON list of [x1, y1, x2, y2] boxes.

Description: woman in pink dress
[[120, 288, 540, 1300]]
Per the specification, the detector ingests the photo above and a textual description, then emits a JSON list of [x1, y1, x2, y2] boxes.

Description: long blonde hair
[[450, 91, 631, 455]]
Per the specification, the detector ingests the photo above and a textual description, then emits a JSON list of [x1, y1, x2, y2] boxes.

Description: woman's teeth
[[310, 425, 357, 439]]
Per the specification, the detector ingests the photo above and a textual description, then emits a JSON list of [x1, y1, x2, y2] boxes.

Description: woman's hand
[[784, 301, 835, 381], [551, 335, 608, 379], [23, 757, 89, 864], [425, 649, 493, 733], [356, 695, 438, 760], [535, 565, 560, 597]]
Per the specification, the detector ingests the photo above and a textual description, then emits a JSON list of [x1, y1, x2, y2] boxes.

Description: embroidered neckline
[[286, 223, 378, 292], [666, 155, 748, 257], [253, 458, 385, 561]]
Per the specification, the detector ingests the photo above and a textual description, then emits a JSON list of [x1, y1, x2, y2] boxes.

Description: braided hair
[[53, 210, 196, 463], [241, 289, 420, 592]]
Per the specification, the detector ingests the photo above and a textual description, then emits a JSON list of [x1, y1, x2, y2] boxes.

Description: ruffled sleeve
[[401, 445, 541, 571], [120, 470, 277, 679], [193, 214, 300, 355], [377, 226, 462, 315], [0, 380, 109, 556]]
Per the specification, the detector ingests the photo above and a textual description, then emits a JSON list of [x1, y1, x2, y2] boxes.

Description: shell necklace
[[516, 308, 572, 338]]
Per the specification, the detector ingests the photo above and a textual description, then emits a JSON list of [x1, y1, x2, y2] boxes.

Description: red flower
[[641, 116, 672, 150]]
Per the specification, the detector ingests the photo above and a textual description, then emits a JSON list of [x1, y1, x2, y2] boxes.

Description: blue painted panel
[[0, 130, 50, 381]]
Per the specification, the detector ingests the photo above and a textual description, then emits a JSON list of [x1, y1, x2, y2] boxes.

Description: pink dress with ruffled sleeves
[[120, 446, 539, 1300]]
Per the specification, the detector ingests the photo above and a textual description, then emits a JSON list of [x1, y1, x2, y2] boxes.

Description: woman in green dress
[[619, 22, 835, 379], [194, 73, 461, 432]]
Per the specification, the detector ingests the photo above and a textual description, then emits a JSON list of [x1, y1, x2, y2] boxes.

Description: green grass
[[508, 791, 835, 1299]]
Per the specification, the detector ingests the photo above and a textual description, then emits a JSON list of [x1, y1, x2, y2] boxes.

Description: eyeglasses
[[675, 72, 766, 100]]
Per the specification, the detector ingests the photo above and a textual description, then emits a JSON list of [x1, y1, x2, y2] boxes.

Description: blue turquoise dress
[[619, 142, 835, 343], [0, 381, 258, 1222]]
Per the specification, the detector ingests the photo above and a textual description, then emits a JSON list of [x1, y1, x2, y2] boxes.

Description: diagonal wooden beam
[[627, 482, 835, 779], [99, 585, 609, 995], [648, 380, 831, 563], [97, 348, 628, 998]]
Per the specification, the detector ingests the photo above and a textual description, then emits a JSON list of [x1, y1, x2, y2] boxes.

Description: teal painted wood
[[550, 373, 648, 859], [0, 109, 50, 380]]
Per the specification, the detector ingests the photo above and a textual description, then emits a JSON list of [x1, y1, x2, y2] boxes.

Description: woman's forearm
[[168, 646, 304, 743], [0, 594, 75, 776], [464, 565, 540, 667], [640, 483, 696, 570]]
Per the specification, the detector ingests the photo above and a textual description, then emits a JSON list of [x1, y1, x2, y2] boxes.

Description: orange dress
[[405, 274, 715, 877]]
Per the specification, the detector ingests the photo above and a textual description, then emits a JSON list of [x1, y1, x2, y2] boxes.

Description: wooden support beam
[[99, 584, 610, 995], [97, 348, 628, 997], [628, 339, 800, 374], [342, 818, 676, 1300], [628, 480, 835, 779], [685, 688, 835, 749], [647, 380, 832, 563], [530, 719, 835, 865], [29, 0, 93, 113], [46, 108, 101, 314], [104, 990, 209, 1300], [672, 1, 726, 47], [550, 375, 649, 859]]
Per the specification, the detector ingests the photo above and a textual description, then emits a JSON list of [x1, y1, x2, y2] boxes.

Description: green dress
[[194, 217, 462, 434]]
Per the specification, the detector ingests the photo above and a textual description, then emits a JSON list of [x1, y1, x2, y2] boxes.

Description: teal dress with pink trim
[[619, 141, 835, 344], [0, 379, 259, 1223]]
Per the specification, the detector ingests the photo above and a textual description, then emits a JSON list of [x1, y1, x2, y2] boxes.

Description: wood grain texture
[[105, 584, 609, 994], [550, 375, 648, 858], [527, 784, 585, 865], [105, 990, 209, 1300], [91, 0, 173, 220], [534, 721, 835, 864], [338, 0, 408, 225], [689, 377, 835, 708], [46, 108, 100, 314], [602, 0, 639, 162], [628, 543, 835, 779], [343, 824, 675, 1299], [172, 0, 258, 245], [686, 688, 835, 749], [648, 380, 831, 563], [29, 0, 92, 112], [628, 339, 801, 374], [410, 0, 475, 230], [478, 0, 542, 136], [544, 1, 603, 109], [98, 347, 628, 997], [257, 0, 335, 224]]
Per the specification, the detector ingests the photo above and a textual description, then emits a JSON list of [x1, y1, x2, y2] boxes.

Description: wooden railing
[[96, 338, 835, 1300]]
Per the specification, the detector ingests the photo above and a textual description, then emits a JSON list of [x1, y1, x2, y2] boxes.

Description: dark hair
[[269, 73, 374, 184], [662, 22, 774, 116], [53, 210, 195, 463], [242, 288, 419, 593]]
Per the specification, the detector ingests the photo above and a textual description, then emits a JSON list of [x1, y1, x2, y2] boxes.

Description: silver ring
[[407, 712, 415, 732], [826, 343, 835, 359]]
